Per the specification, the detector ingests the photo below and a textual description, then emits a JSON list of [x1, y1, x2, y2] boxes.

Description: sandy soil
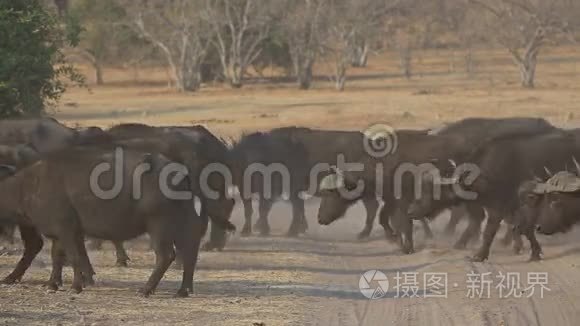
[[2, 201, 580, 325]]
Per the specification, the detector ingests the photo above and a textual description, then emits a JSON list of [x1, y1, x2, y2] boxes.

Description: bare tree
[[325, 0, 401, 90], [468, 0, 577, 88], [119, 0, 211, 92], [203, 0, 273, 88], [282, 0, 330, 90]]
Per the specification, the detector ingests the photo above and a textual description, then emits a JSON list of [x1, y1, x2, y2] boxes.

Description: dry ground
[[1, 47, 580, 325]]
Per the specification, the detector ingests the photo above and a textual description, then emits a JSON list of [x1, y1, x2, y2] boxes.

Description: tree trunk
[[464, 47, 475, 77], [351, 43, 369, 68], [519, 59, 537, 88], [335, 63, 347, 91], [518, 45, 539, 89], [399, 46, 412, 79], [94, 59, 104, 85], [297, 62, 313, 90], [174, 64, 201, 92]]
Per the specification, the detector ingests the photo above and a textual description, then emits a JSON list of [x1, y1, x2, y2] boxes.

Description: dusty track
[[2, 200, 580, 325]]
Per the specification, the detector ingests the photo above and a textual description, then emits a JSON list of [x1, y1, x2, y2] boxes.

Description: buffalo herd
[[1, 116, 580, 296]]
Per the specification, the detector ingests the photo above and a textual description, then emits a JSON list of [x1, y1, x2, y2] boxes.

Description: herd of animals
[[0, 116, 580, 297]]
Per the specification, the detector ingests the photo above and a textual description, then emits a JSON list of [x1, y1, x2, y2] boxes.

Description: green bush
[[0, 0, 83, 118]]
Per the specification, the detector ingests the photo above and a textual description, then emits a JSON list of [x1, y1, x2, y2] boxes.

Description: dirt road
[[1, 200, 580, 325]]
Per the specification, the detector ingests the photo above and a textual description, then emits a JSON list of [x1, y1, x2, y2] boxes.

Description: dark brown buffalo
[[103, 123, 236, 252], [515, 168, 580, 260], [408, 129, 580, 261], [0, 147, 201, 296], [228, 131, 310, 237], [430, 117, 556, 241], [317, 131, 478, 254], [275, 127, 434, 240]]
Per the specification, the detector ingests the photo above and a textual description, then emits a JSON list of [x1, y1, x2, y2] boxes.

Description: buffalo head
[[317, 166, 364, 226], [530, 170, 580, 235]]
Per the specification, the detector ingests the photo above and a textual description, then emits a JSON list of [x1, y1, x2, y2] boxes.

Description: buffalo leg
[[47, 240, 66, 290], [202, 223, 227, 252], [420, 218, 434, 239], [48, 239, 95, 290], [472, 212, 502, 262], [1, 225, 43, 284], [287, 196, 306, 237], [57, 226, 91, 293], [140, 220, 175, 297], [358, 197, 379, 240], [201, 199, 227, 252], [173, 214, 202, 297], [255, 198, 273, 236], [445, 205, 465, 236], [378, 205, 396, 242], [500, 225, 514, 247], [241, 198, 253, 236], [524, 228, 542, 261], [393, 203, 414, 254], [513, 232, 523, 254], [454, 204, 484, 249], [113, 241, 130, 267]]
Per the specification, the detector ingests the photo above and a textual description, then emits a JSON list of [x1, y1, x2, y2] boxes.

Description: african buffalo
[[515, 166, 580, 260], [228, 130, 310, 237], [103, 123, 236, 252], [408, 129, 580, 261], [0, 147, 202, 296], [317, 131, 479, 253], [430, 117, 556, 241]]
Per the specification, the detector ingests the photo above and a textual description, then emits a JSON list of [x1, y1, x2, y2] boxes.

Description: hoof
[[46, 281, 60, 291], [70, 285, 83, 294], [201, 242, 215, 251], [202, 242, 225, 252], [50, 277, 63, 286], [470, 255, 487, 262], [357, 230, 371, 240], [528, 254, 542, 262], [0, 276, 19, 285], [115, 260, 129, 268], [174, 288, 190, 298], [138, 288, 152, 297], [402, 247, 415, 255]]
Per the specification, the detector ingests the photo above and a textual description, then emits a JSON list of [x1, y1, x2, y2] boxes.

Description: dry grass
[[56, 46, 580, 137], [2, 46, 580, 325]]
